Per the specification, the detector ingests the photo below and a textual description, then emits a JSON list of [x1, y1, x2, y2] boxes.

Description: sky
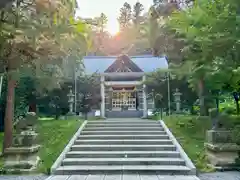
[[76, 0, 153, 35]]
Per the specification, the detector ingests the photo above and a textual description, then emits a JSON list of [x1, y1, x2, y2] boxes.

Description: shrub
[[221, 106, 236, 115], [219, 100, 236, 115], [209, 108, 240, 129], [192, 105, 200, 114], [219, 115, 240, 130]]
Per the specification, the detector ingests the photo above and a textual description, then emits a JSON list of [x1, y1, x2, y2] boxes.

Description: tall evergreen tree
[[118, 2, 132, 31], [133, 2, 144, 28], [97, 13, 108, 33]]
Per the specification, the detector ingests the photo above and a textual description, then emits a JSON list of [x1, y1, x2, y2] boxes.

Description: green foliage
[[36, 118, 82, 173], [163, 115, 213, 172], [77, 74, 101, 119], [218, 115, 240, 130], [221, 107, 236, 115], [164, 0, 240, 115], [146, 70, 198, 113], [37, 82, 70, 118]]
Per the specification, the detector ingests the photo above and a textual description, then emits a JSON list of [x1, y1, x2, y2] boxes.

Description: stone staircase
[[106, 110, 143, 118], [52, 119, 196, 176]]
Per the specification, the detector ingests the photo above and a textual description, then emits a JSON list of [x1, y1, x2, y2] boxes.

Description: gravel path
[[0, 172, 239, 180]]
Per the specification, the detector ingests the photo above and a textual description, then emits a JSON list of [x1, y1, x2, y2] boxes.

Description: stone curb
[[159, 120, 197, 175], [50, 120, 88, 174]]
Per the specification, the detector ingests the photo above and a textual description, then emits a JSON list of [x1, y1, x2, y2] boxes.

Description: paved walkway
[[0, 172, 240, 180], [45, 174, 200, 180], [199, 172, 240, 180]]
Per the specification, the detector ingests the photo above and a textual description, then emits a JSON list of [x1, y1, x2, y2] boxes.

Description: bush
[[219, 100, 236, 115], [208, 108, 240, 129], [218, 114, 240, 130], [222, 107, 236, 115], [192, 105, 200, 115]]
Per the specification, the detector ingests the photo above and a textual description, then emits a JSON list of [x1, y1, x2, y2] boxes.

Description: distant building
[[82, 54, 168, 118]]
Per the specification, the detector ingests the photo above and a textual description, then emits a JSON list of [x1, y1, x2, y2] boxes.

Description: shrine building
[[83, 54, 168, 118]]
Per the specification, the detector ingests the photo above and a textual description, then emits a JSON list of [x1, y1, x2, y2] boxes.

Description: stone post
[[142, 75, 147, 118], [101, 75, 105, 118]]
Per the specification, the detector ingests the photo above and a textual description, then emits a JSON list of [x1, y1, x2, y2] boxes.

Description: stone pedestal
[[176, 102, 181, 113], [205, 130, 240, 169], [4, 145, 41, 173], [4, 112, 41, 173]]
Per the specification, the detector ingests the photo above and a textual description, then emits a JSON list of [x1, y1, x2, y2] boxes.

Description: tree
[[77, 74, 101, 120], [168, 0, 240, 115], [145, 69, 198, 113], [97, 13, 108, 33], [133, 2, 144, 28], [94, 13, 108, 54], [0, 0, 89, 151], [118, 2, 132, 31], [148, 7, 160, 53]]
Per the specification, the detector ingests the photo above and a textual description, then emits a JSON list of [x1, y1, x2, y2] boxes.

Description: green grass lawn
[[37, 119, 82, 174], [0, 118, 82, 174], [163, 115, 213, 172]]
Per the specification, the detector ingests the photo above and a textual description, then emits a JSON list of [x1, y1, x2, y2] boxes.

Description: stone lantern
[[67, 88, 75, 115], [4, 112, 41, 173], [173, 88, 182, 113]]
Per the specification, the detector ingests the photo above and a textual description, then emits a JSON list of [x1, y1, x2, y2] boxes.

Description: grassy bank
[[163, 115, 212, 172], [0, 118, 82, 174], [37, 119, 82, 173]]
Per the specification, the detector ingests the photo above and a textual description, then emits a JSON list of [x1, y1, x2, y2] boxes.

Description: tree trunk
[[3, 75, 15, 152], [29, 103, 36, 113], [198, 78, 206, 116], [233, 92, 240, 115], [236, 100, 239, 115]]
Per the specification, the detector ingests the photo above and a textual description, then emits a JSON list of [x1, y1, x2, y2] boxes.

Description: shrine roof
[[83, 55, 168, 74]]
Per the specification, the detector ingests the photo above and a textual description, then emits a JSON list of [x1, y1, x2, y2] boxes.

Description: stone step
[[78, 134, 169, 140], [74, 139, 173, 145], [87, 120, 158, 124], [62, 158, 185, 166], [66, 151, 181, 158], [71, 145, 176, 151], [81, 131, 166, 135], [106, 111, 143, 118], [54, 165, 191, 175], [83, 127, 164, 131], [85, 124, 160, 128]]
